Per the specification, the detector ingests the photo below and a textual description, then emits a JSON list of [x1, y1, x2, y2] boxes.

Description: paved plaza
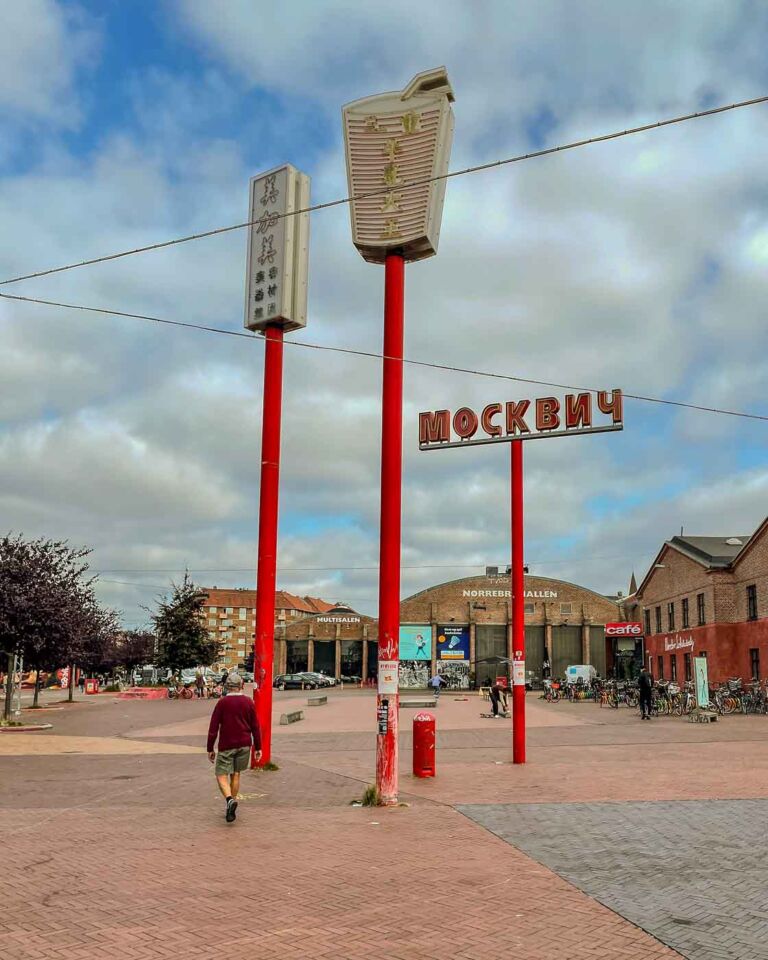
[[2, 689, 768, 959]]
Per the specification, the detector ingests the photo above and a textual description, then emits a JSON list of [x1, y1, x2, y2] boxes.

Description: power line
[[2, 94, 767, 288], [3, 290, 767, 422]]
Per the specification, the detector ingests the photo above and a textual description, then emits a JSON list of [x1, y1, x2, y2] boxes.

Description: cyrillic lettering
[[597, 389, 623, 423], [565, 392, 592, 429], [481, 403, 502, 437], [453, 407, 479, 439], [419, 410, 450, 444], [535, 397, 560, 431], [505, 400, 531, 435]]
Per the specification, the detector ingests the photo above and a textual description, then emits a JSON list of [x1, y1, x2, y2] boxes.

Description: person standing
[[638, 666, 653, 720], [206, 673, 262, 822], [195, 666, 206, 699], [428, 673, 443, 698]]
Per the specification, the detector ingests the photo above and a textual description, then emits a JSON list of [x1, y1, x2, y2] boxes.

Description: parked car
[[273, 673, 320, 690], [340, 674, 362, 684], [303, 672, 334, 687], [241, 671, 254, 683]]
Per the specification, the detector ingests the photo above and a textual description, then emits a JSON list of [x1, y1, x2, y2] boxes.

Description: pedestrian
[[638, 665, 653, 720], [195, 666, 206, 699], [78, 672, 85, 694], [489, 681, 508, 718], [428, 673, 443, 698], [220, 667, 229, 696], [207, 672, 261, 822]]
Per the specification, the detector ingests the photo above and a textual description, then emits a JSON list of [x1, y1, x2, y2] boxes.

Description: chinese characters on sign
[[342, 67, 455, 264], [244, 164, 311, 333]]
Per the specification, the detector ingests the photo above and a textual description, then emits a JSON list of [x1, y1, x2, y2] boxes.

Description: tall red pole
[[252, 324, 284, 767], [511, 439, 526, 764], [376, 253, 405, 804]]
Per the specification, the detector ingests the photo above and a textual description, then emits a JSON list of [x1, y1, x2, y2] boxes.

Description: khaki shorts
[[215, 747, 251, 776]]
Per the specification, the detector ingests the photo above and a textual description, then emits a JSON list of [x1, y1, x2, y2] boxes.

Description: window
[[684, 652, 692, 681], [747, 585, 758, 621], [670, 654, 677, 681], [657, 655, 664, 679], [209, 606, 217, 612], [238, 625, 246, 633], [524, 602, 535, 614], [697, 593, 705, 625], [655, 606, 662, 633], [560, 603, 572, 615], [682, 598, 690, 629], [667, 602, 675, 631], [750, 648, 760, 680], [208, 618, 216, 627], [225, 607, 233, 614], [644, 610, 651, 636], [239, 607, 247, 620]]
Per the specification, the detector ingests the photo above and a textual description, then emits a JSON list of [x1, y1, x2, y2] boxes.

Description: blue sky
[[2, 0, 768, 626]]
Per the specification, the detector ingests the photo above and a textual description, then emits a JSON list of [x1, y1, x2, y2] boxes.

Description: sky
[[2, 0, 768, 627]]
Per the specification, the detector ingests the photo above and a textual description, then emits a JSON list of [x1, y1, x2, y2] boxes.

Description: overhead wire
[[2, 289, 766, 422], [1, 94, 767, 287]]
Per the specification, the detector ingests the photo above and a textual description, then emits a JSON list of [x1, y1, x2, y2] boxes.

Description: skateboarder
[[489, 682, 509, 718]]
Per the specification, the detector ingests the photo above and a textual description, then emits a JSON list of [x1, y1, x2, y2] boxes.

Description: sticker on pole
[[378, 661, 398, 694], [377, 700, 389, 735], [512, 661, 526, 686]]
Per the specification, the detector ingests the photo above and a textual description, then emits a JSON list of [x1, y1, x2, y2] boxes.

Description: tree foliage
[[153, 573, 219, 673]]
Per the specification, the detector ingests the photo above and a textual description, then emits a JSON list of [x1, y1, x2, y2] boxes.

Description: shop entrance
[[341, 640, 363, 681], [286, 640, 308, 674], [612, 637, 643, 680], [475, 625, 508, 687], [313, 640, 335, 678]]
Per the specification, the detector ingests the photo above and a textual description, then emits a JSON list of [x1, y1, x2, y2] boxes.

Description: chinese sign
[[436, 625, 470, 660], [342, 67, 455, 264], [244, 164, 310, 333], [419, 390, 624, 450], [399, 625, 432, 660]]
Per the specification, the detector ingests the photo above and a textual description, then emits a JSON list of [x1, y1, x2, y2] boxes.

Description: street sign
[[343, 67, 455, 264], [244, 164, 310, 333]]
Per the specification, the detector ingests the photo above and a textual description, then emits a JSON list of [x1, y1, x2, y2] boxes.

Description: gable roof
[[669, 535, 750, 568]]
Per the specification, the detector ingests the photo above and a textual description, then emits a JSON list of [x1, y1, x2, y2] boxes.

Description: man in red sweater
[[207, 672, 262, 822]]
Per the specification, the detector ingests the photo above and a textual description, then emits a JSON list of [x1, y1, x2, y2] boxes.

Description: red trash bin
[[412, 712, 436, 778], [84, 679, 99, 695]]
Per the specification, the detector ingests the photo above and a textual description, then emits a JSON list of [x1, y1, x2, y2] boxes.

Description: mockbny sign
[[420, 390, 623, 450], [605, 622, 643, 637], [244, 164, 310, 333], [342, 67, 455, 264]]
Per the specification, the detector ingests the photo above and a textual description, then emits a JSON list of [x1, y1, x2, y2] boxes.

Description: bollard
[[412, 711, 436, 778]]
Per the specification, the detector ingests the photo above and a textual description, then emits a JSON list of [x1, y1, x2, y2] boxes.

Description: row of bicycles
[[541, 676, 768, 715]]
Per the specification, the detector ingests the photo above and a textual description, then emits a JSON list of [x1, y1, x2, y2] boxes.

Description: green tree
[[153, 574, 219, 674]]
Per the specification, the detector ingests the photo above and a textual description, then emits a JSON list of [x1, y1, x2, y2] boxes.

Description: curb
[[0, 723, 53, 733]]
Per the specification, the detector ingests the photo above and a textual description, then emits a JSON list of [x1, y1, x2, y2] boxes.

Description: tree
[[153, 574, 220, 674], [113, 630, 156, 680], [0, 535, 95, 716]]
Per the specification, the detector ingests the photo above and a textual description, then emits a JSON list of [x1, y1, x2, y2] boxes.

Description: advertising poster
[[694, 656, 709, 708], [399, 625, 432, 660], [399, 661, 430, 688], [436, 625, 470, 660], [436, 660, 470, 689]]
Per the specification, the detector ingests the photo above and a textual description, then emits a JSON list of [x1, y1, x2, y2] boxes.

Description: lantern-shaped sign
[[342, 67, 455, 264], [244, 164, 310, 333]]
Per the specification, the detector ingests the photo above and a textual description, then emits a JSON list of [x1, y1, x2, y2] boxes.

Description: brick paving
[[6, 689, 767, 959], [460, 799, 768, 960]]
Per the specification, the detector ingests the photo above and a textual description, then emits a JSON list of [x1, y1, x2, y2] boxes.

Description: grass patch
[[251, 761, 279, 772], [361, 784, 381, 807], [0, 719, 24, 727]]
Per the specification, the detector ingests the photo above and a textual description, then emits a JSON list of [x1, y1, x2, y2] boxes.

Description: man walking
[[207, 673, 261, 822], [638, 665, 653, 720]]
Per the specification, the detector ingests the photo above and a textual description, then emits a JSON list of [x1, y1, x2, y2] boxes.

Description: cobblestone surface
[[459, 799, 768, 960]]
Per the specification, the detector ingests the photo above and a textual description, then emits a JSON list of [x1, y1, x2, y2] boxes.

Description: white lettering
[[317, 616, 361, 623], [663, 635, 695, 652], [461, 589, 559, 599]]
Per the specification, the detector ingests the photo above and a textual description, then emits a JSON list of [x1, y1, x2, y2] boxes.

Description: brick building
[[633, 517, 768, 685], [399, 568, 622, 687], [200, 587, 334, 671], [276, 604, 378, 680]]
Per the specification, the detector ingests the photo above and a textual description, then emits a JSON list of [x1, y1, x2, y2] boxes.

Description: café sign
[[605, 622, 643, 637], [419, 390, 623, 450]]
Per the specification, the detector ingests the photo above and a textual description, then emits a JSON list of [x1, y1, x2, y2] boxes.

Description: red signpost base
[[511, 440, 526, 764], [252, 324, 285, 768], [376, 253, 405, 805]]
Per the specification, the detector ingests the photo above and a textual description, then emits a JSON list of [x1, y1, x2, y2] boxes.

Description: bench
[[279, 710, 304, 725], [307, 695, 327, 706], [400, 698, 437, 709]]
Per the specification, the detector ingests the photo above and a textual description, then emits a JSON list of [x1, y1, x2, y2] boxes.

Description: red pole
[[511, 439, 526, 764], [252, 324, 284, 767], [376, 253, 405, 804]]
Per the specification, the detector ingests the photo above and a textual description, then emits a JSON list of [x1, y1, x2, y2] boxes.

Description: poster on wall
[[694, 656, 709, 708], [437, 625, 470, 660], [399, 625, 432, 660], [399, 661, 430, 688], [436, 660, 470, 689]]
